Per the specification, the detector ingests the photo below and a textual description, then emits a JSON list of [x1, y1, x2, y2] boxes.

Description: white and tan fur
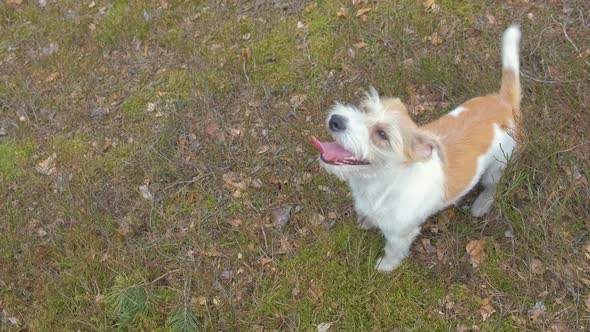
[[313, 26, 522, 272]]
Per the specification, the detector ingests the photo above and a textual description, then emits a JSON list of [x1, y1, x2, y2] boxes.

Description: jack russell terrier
[[310, 26, 522, 272]]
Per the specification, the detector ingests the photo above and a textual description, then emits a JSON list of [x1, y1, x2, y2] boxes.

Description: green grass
[[0, 0, 589, 330], [0, 140, 33, 180]]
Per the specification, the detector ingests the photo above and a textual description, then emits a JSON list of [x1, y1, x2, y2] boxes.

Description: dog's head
[[310, 88, 441, 179]]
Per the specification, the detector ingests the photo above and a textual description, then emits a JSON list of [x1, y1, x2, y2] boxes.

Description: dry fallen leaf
[[479, 298, 496, 320], [138, 185, 153, 201], [429, 32, 443, 46], [229, 219, 242, 227], [585, 294, 590, 313], [353, 42, 369, 49], [36, 153, 57, 175], [258, 256, 273, 266], [529, 301, 546, 322], [205, 122, 220, 139], [466, 239, 486, 268], [584, 242, 590, 260], [356, 7, 371, 17], [337, 7, 348, 18], [46, 71, 60, 82], [201, 250, 225, 258], [421, 238, 437, 254], [423, 0, 440, 12], [485, 13, 497, 24], [317, 322, 334, 332], [305, 2, 317, 12], [6, 0, 23, 5], [531, 258, 544, 274], [272, 205, 292, 230]]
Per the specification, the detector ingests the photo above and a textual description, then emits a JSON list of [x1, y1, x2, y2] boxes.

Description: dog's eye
[[377, 130, 387, 139]]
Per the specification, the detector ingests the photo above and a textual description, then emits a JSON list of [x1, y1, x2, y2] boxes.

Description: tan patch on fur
[[422, 94, 516, 201]]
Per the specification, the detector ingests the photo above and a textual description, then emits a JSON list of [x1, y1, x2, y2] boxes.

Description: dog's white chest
[[349, 158, 446, 232]]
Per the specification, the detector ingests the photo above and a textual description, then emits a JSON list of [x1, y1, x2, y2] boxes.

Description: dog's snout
[[329, 114, 347, 132]]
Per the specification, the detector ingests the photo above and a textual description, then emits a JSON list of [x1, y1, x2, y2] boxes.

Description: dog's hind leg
[[471, 161, 504, 217]]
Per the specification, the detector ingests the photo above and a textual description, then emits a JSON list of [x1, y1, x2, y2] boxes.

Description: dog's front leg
[[375, 226, 421, 272]]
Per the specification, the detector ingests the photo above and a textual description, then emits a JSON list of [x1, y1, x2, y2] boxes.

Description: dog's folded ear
[[404, 129, 444, 163]]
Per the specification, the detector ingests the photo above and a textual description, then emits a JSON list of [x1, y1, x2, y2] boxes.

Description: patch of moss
[[122, 92, 150, 116], [227, 200, 242, 215], [251, 18, 300, 90], [305, 6, 340, 68], [479, 242, 514, 292], [157, 28, 180, 48], [0, 140, 34, 180], [164, 69, 192, 99], [439, 0, 480, 24], [97, 0, 150, 48], [99, 143, 136, 174], [53, 135, 90, 165], [203, 194, 217, 211]]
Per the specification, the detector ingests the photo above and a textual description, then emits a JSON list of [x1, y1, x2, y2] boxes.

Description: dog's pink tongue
[[308, 136, 353, 162]]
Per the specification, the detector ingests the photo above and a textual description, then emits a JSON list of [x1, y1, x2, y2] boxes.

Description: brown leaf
[[6, 0, 23, 4], [229, 219, 242, 227], [201, 250, 225, 258], [529, 301, 545, 322], [421, 238, 437, 254], [355, 7, 371, 17], [46, 71, 60, 82], [479, 298, 496, 320], [485, 13, 497, 24], [585, 294, 590, 313], [178, 137, 187, 155], [336, 7, 348, 18], [551, 323, 568, 332], [242, 47, 251, 60], [466, 239, 486, 268], [195, 296, 207, 305], [584, 242, 590, 260], [205, 122, 221, 139], [160, 0, 171, 9], [353, 42, 369, 49], [424, 0, 440, 12], [317, 322, 334, 331], [305, 2, 317, 12], [272, 205, 292, 229], [258, 256, 273, 266], [429, 32, 443, 46], [530, 258, 544, 274], [36, 153, 57, 175]]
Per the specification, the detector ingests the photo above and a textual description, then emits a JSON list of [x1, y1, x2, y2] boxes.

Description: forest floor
[[1, 0, 589, 330]]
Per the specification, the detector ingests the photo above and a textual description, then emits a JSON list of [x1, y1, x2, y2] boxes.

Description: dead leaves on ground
[[479, 298, 496, 321], [466, 239, 486, 268]]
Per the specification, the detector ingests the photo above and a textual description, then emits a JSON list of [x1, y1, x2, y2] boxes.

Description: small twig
[[553, 141, 590, 155], [242, 59, 250, 81], [521, 71, 580, 84], [530, 26, 552, 56], [551, 15, 590, 67], [150, 269, 181, 285]]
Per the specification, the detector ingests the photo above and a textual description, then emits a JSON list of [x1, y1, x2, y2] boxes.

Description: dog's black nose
[[329, 114, 347, 132]]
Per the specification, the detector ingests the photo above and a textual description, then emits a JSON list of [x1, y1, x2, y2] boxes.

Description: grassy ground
[[1, 0, 589, 331]]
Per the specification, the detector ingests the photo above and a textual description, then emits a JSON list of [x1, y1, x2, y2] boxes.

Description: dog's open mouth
[[308, 136, 369, 165]]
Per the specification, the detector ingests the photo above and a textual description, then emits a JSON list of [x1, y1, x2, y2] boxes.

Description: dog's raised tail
[[500, 25, 521, 118]]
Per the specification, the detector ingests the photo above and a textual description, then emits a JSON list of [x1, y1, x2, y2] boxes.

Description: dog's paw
[[357, 216, 376, 230], [471, 192, 494, 217], [375, 256, 401, 272]]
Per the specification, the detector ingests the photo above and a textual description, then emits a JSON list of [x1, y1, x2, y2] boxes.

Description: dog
[[309, 26, 521, 272]]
